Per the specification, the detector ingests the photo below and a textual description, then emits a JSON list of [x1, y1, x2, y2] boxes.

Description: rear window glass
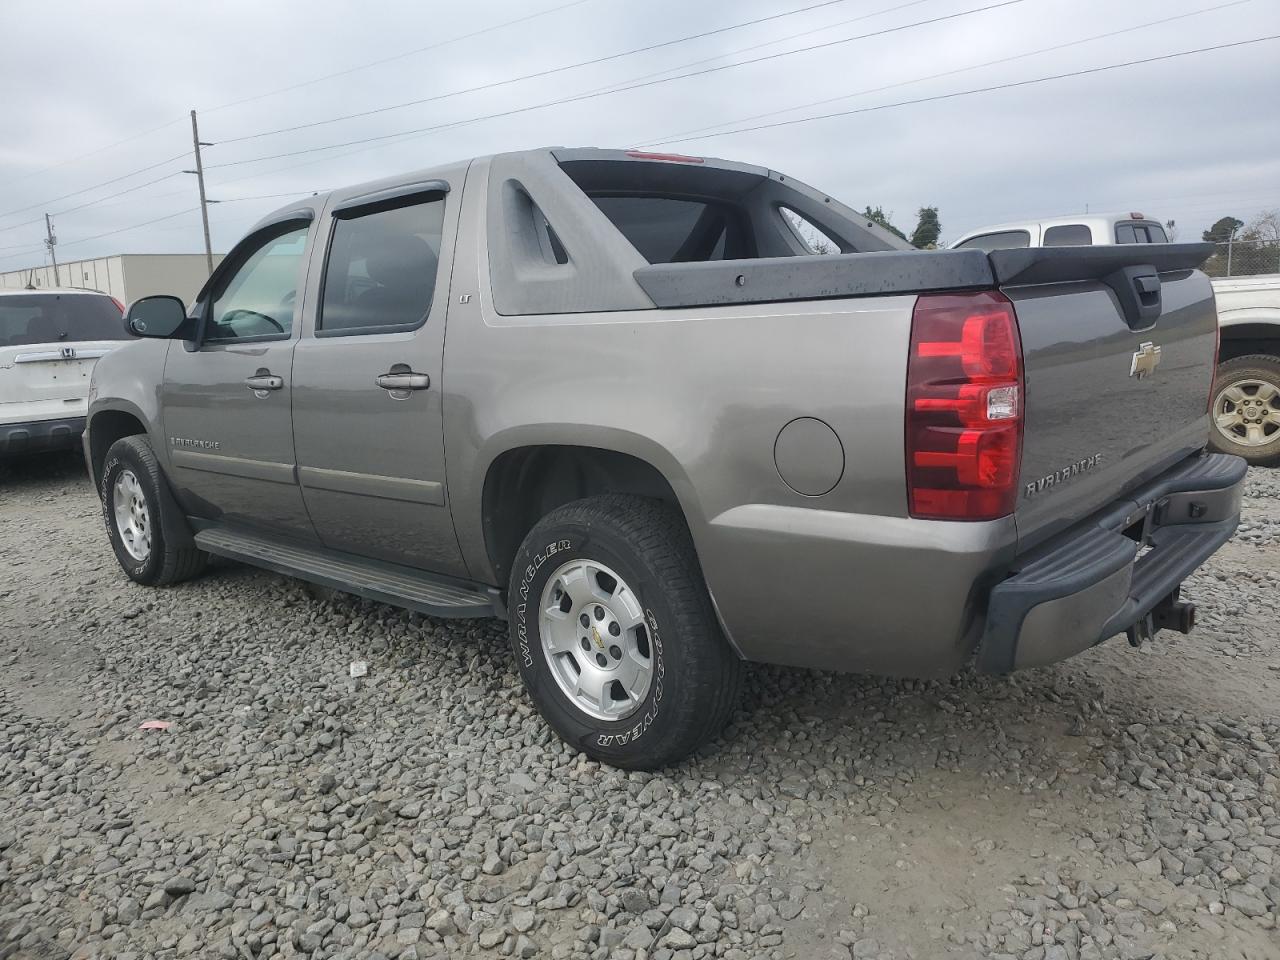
[[954, 230, 1031, 252], [0, 294, 127, 347], [587, 195, 752, 263], [1043, 224, 1092, 246]]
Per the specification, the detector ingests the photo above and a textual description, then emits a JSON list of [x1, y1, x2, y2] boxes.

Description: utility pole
[[44, 213, 60, 287], [186, 109, 214, 276]]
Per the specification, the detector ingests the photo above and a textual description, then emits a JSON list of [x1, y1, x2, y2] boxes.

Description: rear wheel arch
[[480, 444, 699, 591], [1217, 320, 1280, 364]]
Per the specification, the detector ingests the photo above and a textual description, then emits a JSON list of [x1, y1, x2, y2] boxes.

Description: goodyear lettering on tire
[[596, 608, 664, 747]]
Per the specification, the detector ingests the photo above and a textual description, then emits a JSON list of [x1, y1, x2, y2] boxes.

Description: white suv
[[1, 289, 133, 460]]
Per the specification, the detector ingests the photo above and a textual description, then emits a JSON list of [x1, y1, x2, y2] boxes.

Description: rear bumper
[[978, 452, 1247, 673], [0, 416, 86, 457]]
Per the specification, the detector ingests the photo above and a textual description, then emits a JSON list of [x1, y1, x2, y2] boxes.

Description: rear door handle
[[244, 373, 283, 392], [375, 371, 431, 392]]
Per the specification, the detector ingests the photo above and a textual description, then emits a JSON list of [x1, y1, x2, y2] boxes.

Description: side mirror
[[125, 295, 188, 338]]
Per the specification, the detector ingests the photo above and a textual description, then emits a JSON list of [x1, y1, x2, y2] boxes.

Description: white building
[[0, 253, 224, 306]]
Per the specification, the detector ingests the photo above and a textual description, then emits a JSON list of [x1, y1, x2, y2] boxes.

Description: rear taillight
[[110, 296, 125, 314], [906, 292, 1024, 521]]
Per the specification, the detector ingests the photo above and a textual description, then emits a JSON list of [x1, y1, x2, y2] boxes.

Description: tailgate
[[0, 341, 119, 406], [990, 243, 1218, 549]]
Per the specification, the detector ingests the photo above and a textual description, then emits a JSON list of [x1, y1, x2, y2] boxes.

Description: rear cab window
[[954, 230, 1031, 252], [555, 154, 862, 266], [0, 294, 128, 347], [1042, 224, 1093, 246], [1116, 222, 1168, 244], [587, 196, 751, 263]]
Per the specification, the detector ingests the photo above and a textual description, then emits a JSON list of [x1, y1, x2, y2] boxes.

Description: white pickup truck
[[952, 216, 1280, 466], [1211, 274, 1280, 465]]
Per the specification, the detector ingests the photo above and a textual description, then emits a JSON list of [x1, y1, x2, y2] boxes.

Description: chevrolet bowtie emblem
[[1130, 341, 1161, 379], [591, 626, 604, 649]]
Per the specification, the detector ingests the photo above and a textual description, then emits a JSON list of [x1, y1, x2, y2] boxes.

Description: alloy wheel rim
[[1214, 378, 1280, 447], [112, 469, 152, 562], [538, 559, 654, 722]]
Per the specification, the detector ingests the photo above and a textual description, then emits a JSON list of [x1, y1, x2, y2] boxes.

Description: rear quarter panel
[[1212, 276, 1280, 329], [443, 161, 1008, 674]]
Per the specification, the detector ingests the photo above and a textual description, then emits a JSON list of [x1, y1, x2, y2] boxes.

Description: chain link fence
[[1203, 238, 1280, 278]]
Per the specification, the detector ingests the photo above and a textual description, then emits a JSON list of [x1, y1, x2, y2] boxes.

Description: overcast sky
[[1, 0, 1277, 271]]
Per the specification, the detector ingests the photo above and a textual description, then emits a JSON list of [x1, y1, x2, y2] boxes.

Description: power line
[[0, 152, 189, 223], [0, 172, 185, 237], [2, 116, 186, 190], [215, 0, 871, 146], [55, 207, 201, 252], [0, 2, 600, 226], [205, 0, 1031, 170], [652, 34, 1280, 144], [201, 0, 604, 115], [0, 208, 203, 264], [581, 0, 935, 97], [0, 191, 319, 263], [641, 0, 1254, 144], [219, 191, 325, 203]]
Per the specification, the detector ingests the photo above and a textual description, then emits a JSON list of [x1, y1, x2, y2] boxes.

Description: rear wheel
[[1210, 355, 1280, 466], [507, 495, 742, 770], [101, 436, 206, 585]]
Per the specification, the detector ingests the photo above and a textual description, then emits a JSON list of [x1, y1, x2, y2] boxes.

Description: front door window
[[207, 226, 309, 341]]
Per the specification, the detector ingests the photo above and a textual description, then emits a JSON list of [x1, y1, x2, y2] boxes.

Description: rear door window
[[954, 230, 1031, 252], [0, 294, 127, 346], [1042, 224, 1093, 246], [587, 195, 753, 263], [319, 197, 445, 335]]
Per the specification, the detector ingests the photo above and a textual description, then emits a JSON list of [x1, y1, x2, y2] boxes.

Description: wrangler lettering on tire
[[507, 494, 742, 770]]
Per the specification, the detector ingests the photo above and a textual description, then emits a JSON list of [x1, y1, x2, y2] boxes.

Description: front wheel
[[100, 436, 206, 585], [507, 495, 743, 770], [1210, 355, 1280, 466]]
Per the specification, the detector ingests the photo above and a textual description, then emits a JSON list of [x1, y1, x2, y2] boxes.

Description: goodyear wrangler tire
[[508, 494, 742, 770], [101, 436, 206, 586]]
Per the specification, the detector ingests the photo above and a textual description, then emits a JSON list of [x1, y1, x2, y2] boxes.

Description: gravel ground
[[1, 452, 1277, 960]]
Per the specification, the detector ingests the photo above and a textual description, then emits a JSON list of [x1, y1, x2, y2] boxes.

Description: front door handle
[[244, 371, 283, 392], [375, 371, 430, 393]]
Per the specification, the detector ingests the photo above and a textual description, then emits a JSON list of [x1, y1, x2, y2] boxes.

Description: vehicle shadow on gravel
[[0, 449, 89, 491]]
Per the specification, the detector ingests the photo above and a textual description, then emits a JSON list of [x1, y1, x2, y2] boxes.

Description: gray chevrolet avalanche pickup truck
[[86, 147, 1245, 769]]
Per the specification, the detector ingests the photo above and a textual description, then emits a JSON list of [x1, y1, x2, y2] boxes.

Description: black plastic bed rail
[[633, 242, 1215, 310]]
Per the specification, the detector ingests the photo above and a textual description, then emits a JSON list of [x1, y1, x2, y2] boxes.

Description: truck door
[[160, 216, 318, 541], [290, 179, 468, 578]]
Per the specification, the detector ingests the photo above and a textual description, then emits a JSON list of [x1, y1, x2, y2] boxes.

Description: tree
[[861, 205, 906, 241], [1203, 216, 1243, 243], [910, 206, 941, 249], [1243, 209, 1280, 244]]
